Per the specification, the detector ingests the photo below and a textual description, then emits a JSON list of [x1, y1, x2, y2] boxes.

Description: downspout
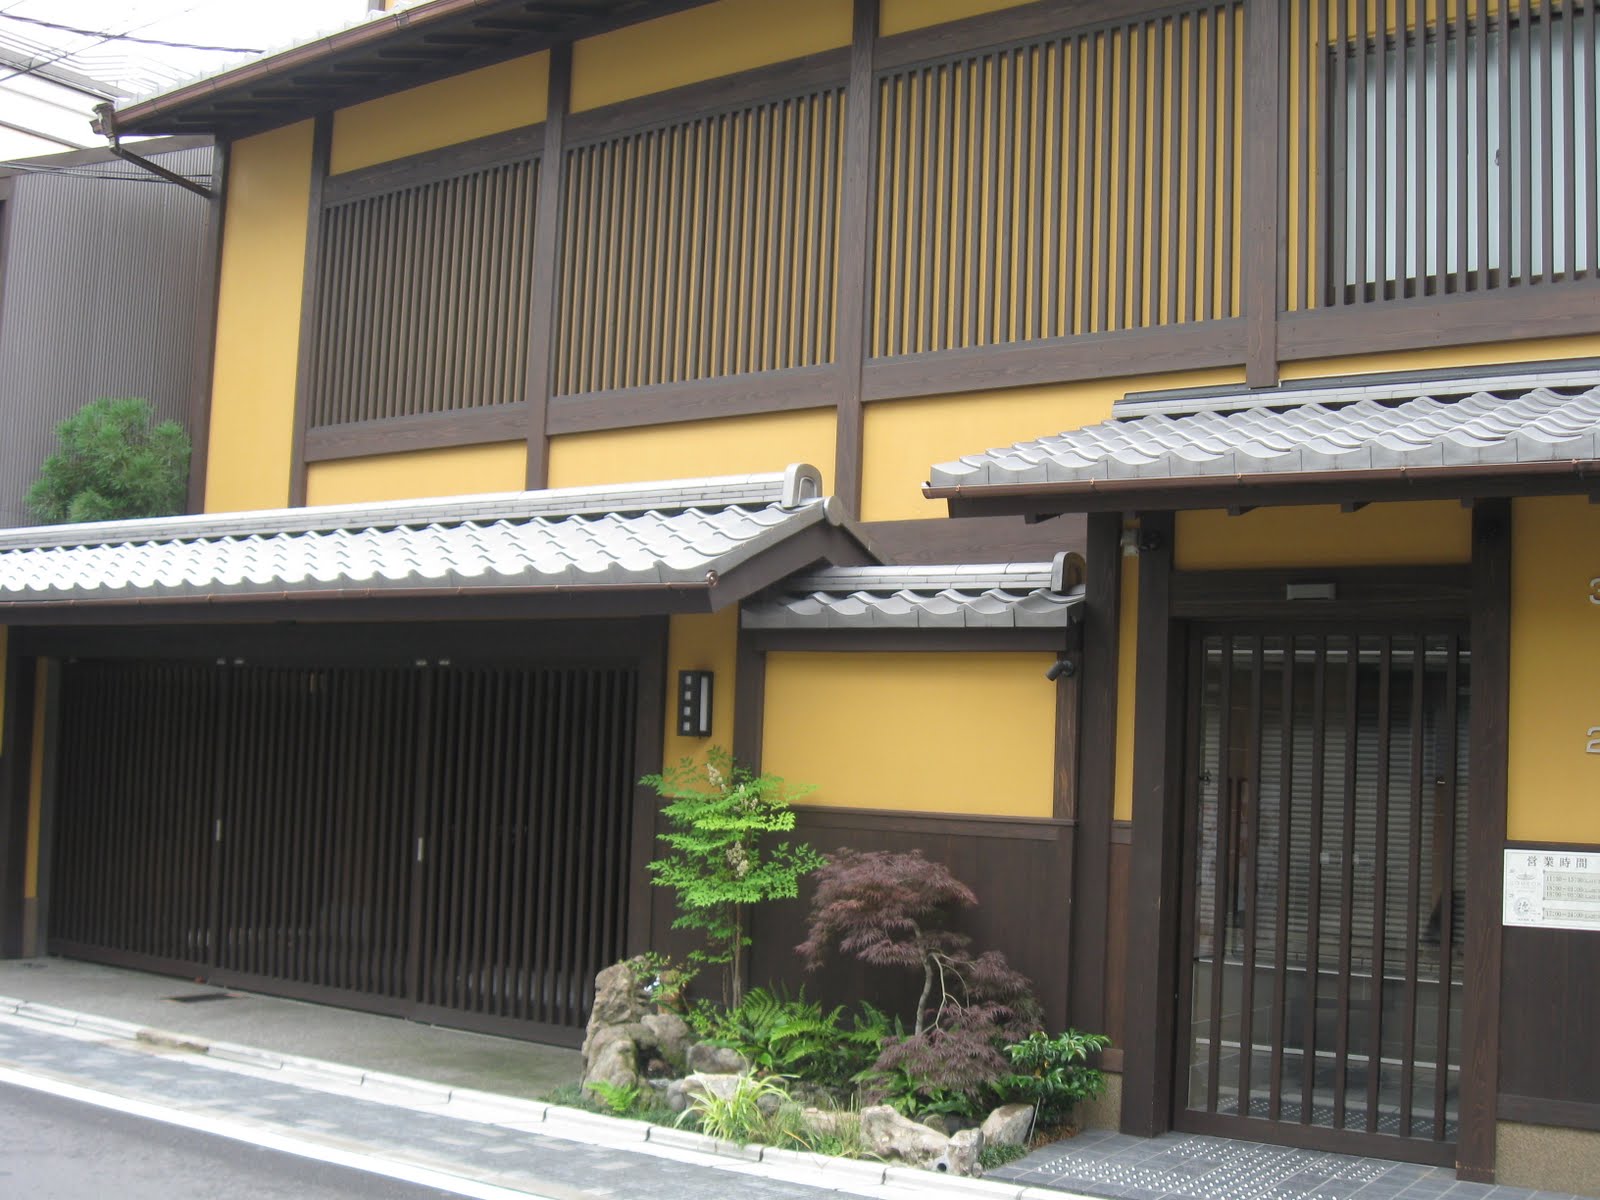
[[90, 102, 214, 199]]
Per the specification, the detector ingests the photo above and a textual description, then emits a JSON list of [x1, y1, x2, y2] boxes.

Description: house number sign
[[1590, 577, 1600, 756], [1505, 850, 1600, 932]]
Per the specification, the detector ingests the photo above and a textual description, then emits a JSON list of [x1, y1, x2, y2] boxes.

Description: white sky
[[0, 0, 374, 156]]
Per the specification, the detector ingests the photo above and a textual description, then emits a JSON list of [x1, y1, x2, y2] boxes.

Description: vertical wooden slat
[[1236, 636, 1264, 1117], [1432, 634, 1459, 1140], [1204, 633, 1233, 1115], [1267, 634, 1295, 1120], [1399, 630, 1425, 1137], [1365, 637, 1393, 1133], [1332, 634, 1360, 1129], [1300, 637, 1327, 1124], [1244, 0, 1281, 382]]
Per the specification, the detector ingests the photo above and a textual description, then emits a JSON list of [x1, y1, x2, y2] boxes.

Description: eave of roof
[[0, 466, 879, 625], [926, 368, 1600, 518], [106, 0, 714, 139], [742, 563, 1084, 631]]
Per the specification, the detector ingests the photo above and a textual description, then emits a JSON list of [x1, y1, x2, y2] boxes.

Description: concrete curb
[[0, 992, 1049, 1199]]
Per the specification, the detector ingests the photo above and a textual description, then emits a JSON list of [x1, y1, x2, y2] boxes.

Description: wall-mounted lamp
[[677, 670, 714, 737]]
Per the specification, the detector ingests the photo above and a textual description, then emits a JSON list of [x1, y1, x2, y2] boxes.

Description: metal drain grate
[[164, 992, 236, 1003]]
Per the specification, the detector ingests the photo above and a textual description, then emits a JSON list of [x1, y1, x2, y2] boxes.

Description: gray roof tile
[[928, 371, 1600, 490], [0, 467, 855, 608], [741, 563, 1083, 631]]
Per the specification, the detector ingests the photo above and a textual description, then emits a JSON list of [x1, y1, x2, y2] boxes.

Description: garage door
[[48, 658, 639, 1043]]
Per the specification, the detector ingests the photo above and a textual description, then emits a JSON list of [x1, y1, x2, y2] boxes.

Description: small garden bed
[[552, 751, 1112, 1178]]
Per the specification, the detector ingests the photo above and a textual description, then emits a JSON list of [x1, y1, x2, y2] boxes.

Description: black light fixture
[[677, 670, 714, 737]]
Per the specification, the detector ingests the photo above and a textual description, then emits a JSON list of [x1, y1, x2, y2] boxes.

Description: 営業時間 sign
[[1505, 850, 1600, 931]]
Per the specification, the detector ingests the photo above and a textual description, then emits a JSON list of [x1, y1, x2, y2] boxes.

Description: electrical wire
[[0, 161, 211, 184], [0, 11, 260, 54], [0, 1, 233, 92]]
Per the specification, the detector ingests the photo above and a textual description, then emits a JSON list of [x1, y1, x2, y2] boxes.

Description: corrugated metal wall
[[0, 143, 212, 529]]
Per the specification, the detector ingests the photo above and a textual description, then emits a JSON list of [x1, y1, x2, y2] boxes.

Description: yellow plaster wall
[[547, 410, 836, 491], [860, 368, 1247, 522], [206, 121, 313, 515], [762, 651, 1057, 817], [304, 443, 529, 506], [1507, 496, 1600, 845], [663, 608, 739, 769], [1174, 502, 1472, 571], [330, 53, 549, 175], [879, 0, 1032, 36], [570, 0, 852, 113]]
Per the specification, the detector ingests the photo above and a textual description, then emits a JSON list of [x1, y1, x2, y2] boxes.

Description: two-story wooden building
[[0, 0, 1596, 1191]]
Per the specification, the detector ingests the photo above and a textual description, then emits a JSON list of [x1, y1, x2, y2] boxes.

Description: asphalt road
[[0, 1080, 473, 1199]]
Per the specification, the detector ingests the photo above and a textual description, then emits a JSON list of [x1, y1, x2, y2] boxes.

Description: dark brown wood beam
[[1241, 0, 1281, 388], [1069, 512, 1121, 1033], [1457, 498, 1511, 1182], [524, 43, 570, 490], [830, 0, 877, 514], [1120, 510, 1182, 1137], [288, 114, 332, 509], [185, 139, 228, 514]]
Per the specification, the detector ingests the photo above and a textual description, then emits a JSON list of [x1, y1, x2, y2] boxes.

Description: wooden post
[[1242, 0, 1282, 388], [1458, 498, 1511, 1181], [832, 0, 878, 513], [289, 115, 332, 508], [524, 44, 572, 491], [1120, 511, 1183, 1137]]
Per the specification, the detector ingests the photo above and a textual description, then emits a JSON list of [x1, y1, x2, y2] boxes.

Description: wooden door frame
[[1118, 505, 1510, 1184]]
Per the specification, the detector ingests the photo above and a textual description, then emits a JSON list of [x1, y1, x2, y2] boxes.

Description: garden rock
[[584, 1030, 641, 1092], [587, 962, 650, 1030], [981, 1103, 1035, 1147], [936, 1128, 985, 1177], [860, 1104, 951, 1168], [686, 1043, 750, 1075], [665, 1078, 690, 1113], [680, 1072, 744, 1105], [640, 1013, 693, 1066], [800, 1107, 854, 1137]]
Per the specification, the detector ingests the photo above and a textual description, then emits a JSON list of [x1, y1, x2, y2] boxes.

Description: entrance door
[[49, 658, 640, 1044], [1176, 629, 1469, 1163]]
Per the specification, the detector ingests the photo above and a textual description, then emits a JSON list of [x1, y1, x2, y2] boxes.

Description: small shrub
[[644, 748, 824, 1006], [678, 1074, 795, 1145], [624, 951, 696, 1013], [700, 988, 888, 1090], [801, 850, 1040, 1118], [585, 1080, 643, 1116], [998, 1029, 1111, 1129]]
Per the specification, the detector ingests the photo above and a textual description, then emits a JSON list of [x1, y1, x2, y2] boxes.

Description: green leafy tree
[[643, 748, 824, 1007], [26, 397, 190, 524]]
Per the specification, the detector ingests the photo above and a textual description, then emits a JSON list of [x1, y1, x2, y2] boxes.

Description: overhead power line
[[0, 10, 262, 54]]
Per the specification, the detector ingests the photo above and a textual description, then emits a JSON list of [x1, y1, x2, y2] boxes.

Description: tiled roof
[[927, 368, 1600, 491], [742, 563, 1082, 630], [0, 467, 859, 610]]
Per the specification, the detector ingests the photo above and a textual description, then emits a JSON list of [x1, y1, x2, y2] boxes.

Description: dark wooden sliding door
[[49, 656, 640, 1043], [1177, 628, 1469, 1164]]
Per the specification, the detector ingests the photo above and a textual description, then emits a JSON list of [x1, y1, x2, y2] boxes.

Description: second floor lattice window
[[1295, 0, 1598, 307], [553, 87, 845, 397], [870, 3, 1245, 358], [308, 158, 539, 428]]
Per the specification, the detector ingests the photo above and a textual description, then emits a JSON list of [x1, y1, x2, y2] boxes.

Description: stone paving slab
[[989, 1129, 1585, 1200]]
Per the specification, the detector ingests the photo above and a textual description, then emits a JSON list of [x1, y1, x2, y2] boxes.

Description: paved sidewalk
[[0, 958, 578, 1099]]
